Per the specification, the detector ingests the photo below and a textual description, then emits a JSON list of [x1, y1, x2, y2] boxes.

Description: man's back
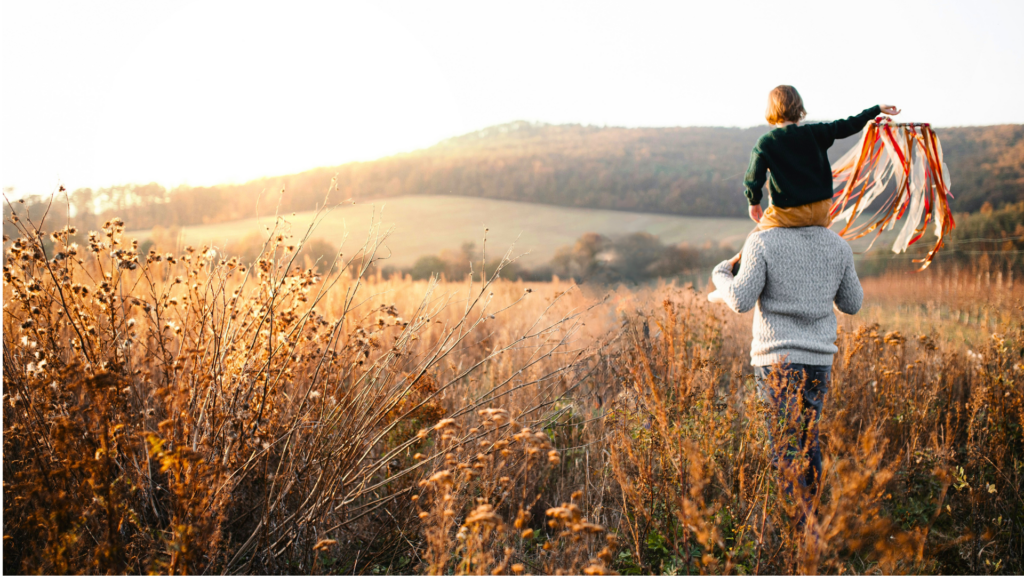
[[712, 227, 863, 366]]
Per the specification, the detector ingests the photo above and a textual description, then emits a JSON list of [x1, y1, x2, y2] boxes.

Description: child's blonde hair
[[765, 85, 806, 125]]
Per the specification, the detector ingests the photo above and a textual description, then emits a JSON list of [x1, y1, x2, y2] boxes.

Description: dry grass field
[[857, 268, 1022, 347], [4, 207, 1022, 575], [126, 195, 754, 268]]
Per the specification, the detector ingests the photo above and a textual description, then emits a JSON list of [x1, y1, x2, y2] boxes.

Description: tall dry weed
[[2, 192, 607, 574]]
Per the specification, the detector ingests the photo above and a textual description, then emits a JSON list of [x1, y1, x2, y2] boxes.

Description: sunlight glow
[[2, 0, 1022, 196]]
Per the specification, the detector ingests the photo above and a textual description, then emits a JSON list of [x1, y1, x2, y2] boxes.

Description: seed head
[[429, 470, 454, 488]]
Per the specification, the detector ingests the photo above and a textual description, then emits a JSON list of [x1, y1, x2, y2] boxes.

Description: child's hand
[[879, 104, 901, 115], [749, 204, 763, 223]]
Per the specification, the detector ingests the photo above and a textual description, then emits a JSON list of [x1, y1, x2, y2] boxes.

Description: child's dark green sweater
[[743, 105, 881, 207]]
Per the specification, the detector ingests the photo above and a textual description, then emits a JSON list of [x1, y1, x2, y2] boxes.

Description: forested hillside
[[9, 121, 1023, 231], [933, 124, 1024, 210]]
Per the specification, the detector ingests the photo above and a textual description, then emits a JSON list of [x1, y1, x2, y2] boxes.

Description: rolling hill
[[59, 121, 1024, 231]]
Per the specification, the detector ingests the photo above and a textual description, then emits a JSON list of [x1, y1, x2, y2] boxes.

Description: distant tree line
[[383, 232, 736, 285], [391, 199, 1024, 281]]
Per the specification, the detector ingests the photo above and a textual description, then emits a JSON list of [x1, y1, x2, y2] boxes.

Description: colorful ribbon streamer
[[830, 118, 955, 269]]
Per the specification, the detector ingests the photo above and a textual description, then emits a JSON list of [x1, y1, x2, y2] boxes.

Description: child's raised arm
[[813, 104, 900, 148], [823, 105, 880, 142]]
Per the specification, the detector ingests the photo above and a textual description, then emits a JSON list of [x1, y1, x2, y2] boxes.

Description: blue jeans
[[754, 363, 830, 513]]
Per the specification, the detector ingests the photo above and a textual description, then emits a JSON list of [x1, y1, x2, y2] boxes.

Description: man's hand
[[749, 204, 763, 223], [879, 104, 901, 115]]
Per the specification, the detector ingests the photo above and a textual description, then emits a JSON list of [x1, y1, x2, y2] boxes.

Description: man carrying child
[[712, 86, 897, 526]]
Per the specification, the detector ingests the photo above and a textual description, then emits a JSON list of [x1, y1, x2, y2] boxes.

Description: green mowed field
[[128, 195, 755, 267]]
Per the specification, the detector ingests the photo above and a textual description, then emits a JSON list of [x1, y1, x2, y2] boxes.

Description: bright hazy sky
[[2, 0, 1022, 196]]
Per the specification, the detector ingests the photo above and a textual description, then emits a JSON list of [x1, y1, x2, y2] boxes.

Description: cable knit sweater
[[712, 227, 863, 366]]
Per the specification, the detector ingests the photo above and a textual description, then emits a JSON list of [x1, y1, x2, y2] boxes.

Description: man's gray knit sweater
[[712, 227, 863, 366]]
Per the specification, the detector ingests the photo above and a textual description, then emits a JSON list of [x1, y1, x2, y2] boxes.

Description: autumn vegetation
[[3, 188, 1023, 574]]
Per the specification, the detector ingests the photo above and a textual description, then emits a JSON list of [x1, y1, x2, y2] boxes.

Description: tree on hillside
[[548, 232, 732, 284]]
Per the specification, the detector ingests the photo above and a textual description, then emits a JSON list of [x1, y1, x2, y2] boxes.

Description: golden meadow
[[3, 198, 1023, 574]]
